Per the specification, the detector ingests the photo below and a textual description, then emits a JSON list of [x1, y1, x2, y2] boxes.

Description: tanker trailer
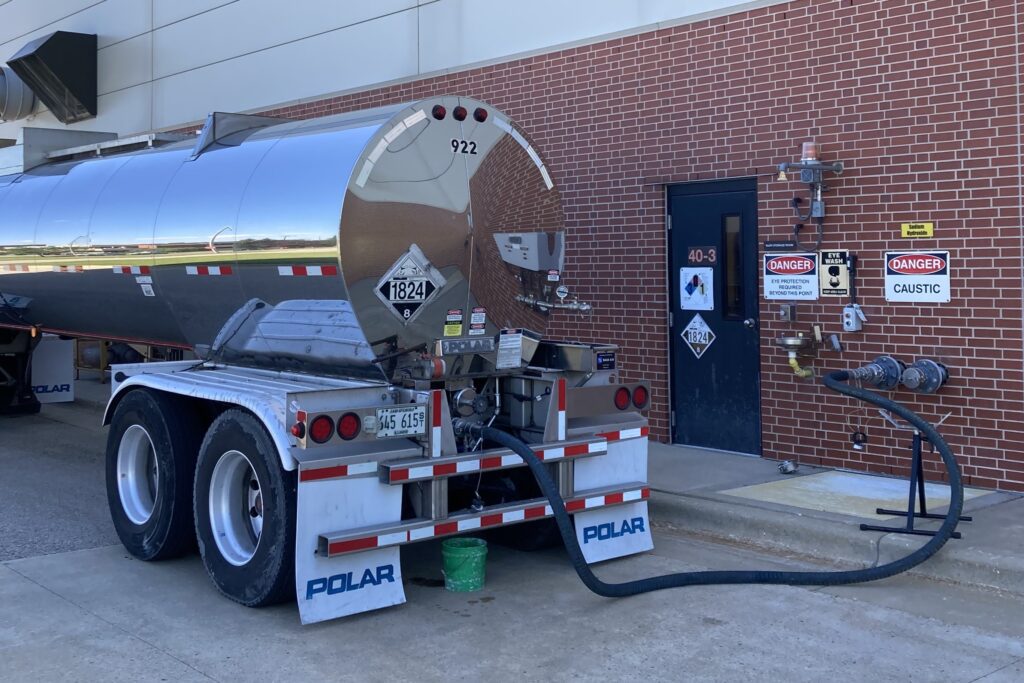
[[0, 97, 651, 623]]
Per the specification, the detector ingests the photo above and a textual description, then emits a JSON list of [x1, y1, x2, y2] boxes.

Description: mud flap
[[295, 474, 406, 624], [572, 432, 652, 563], [574, 500, 653, 563]]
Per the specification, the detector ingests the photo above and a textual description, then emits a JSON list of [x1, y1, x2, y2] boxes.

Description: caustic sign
[[884, 251, 950, 303]]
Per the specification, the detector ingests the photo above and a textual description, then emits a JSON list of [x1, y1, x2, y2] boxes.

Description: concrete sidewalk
[[648, 442, 1024, 596]]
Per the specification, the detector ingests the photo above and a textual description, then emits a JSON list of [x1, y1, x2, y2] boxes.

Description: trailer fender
[[104, 371, 300, 471]]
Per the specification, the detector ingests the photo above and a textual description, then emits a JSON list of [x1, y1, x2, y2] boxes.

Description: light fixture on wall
[[776, 142, 845, 250]]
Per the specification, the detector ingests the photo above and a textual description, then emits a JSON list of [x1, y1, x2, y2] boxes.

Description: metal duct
[[7, 31, 96, 124], [0, 66, 35, 121]]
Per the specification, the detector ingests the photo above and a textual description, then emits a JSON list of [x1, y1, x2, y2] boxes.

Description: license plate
[[375, 405, 427, 438]]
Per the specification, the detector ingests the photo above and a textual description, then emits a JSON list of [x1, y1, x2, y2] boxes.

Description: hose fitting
[[788, 352, 814, 379]]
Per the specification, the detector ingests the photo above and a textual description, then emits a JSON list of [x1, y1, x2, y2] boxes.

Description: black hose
[[462, 370, 963, 597]]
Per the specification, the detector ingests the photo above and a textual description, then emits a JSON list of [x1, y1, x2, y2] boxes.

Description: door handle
[[743, 318, 757, 330]]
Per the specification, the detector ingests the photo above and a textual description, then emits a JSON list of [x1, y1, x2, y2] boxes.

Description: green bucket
[[441, 537, 488, 592]]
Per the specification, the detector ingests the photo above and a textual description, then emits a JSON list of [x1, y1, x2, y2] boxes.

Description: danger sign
[[884, 251, 950, 303], [763, 253, 819, 300]]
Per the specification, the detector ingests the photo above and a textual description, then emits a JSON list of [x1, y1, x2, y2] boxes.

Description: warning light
[[632, 386, 649, 409], [453, 106, 467, 121], [614, 387, 631, 411], [473, 107, 488, 123], [431, 104, 447, 120], [290, 422, 306, 438], [309, 415, 334, 444], [801, 141, 819, 162], [337, 412, 361, 440]]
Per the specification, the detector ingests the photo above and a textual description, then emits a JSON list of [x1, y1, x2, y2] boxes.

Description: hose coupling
[[787, 351, 814, 379], [849, 355, 904, 390]]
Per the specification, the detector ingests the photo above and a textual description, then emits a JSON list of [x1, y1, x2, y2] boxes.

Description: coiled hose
[[459, 370, 964, 596]]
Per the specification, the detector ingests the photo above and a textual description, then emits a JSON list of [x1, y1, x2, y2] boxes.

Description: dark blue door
[[668, 179, 761, 454]]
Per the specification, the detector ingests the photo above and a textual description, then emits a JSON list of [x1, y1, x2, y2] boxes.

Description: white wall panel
[[0, 0, 96, 47], [153, 0, 236, 29], [0, 0, 777, 138], [0, 0, 151, 54], [151, 9, 418, 130], [98, 32, 151, 95], [419, 0, 773, 73], [152, 0, 415, 79]]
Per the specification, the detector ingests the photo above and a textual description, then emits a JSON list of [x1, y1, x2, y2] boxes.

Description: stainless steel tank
[[0, 97, 565, 379]]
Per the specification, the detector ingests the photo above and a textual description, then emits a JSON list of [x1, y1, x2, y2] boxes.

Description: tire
[[194, 409, 296, 607], [105, 389, 201, 560]]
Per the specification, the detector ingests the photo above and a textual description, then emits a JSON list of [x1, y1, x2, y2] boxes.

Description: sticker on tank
[[374, 244, 448, 323]]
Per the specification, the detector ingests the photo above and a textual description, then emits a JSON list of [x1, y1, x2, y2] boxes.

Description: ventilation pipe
[[0, 66, 35, 121]]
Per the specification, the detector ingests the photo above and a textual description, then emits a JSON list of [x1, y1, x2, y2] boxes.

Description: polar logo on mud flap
[[306, 565, 395, 600], [33, 384, 71, 394], [582, 517, 646, 544]]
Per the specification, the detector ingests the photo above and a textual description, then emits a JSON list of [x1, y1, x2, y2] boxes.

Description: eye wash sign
[[763, 253, 819, 300], [884, 251, 950, 303]]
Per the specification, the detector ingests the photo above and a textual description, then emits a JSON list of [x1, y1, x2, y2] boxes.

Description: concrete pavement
[[3, 379, 1024, 680]]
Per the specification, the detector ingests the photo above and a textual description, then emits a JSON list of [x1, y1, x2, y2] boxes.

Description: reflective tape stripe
[[599, 426, 650, 442], [299, 460, 378, 483], [185, 265, 233, 276], [112, 265, 150, 275], [323, 488, 648, 556], [52, 265, 84, 273], [277, 265, 338, 277]]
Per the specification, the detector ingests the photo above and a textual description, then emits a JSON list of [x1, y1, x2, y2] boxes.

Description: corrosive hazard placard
[[679, 267, 713, 311], [681, 313, 716, 359], [884, 251, 950, 303], [763, 253, 819, 300]]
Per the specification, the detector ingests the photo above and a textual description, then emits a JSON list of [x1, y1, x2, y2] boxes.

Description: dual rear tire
[[106, 392, 294, 606]]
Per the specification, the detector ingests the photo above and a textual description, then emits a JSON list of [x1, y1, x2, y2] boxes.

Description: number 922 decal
[[451, 139, 477, 155]]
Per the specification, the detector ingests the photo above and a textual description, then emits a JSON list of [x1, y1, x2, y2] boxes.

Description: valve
[[901, 359, 948, 394], [848, 355, 905, 390]]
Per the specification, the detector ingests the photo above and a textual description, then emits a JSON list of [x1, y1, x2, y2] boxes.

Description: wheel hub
[[117, 424, 159, 525], [209, 450, 263, 566]]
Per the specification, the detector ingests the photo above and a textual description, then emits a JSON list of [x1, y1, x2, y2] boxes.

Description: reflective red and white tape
[[3, 264, 29, 272], [389, 439, 608, 484], [325, 487, 650, 556], [185, 265, 233, 276], [298, 461, 378, 483], [277, 265, 338, 277], [52, 265, 84, 273], [113, 265, 151, 275]]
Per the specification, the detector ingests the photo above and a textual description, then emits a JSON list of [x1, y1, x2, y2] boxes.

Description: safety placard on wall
[[763, 253, 819, 300], [819, 250, 849, 297], [884, 251, 950, 303], [679, 267, 713, 311]]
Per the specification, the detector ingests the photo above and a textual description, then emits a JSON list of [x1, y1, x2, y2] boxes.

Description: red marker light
[[290, 422, 306, 438], [614, 387, 631, 411], [473, 107, 488, 123], [632, 385, 649, 409], [337, 412, 361, 440], [431, 104, 447, 120], [453, 106, 467, 121], [309, 415, 334, 444]]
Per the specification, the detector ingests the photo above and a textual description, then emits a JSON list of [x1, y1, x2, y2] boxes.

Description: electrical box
[[842, 304, 865, 332]]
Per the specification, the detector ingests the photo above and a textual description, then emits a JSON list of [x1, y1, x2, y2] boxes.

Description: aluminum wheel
[[117, 424, 159, 525], [208, 449, 264, 566]]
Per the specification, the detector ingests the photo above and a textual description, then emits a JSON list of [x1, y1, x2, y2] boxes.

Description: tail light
[[290, 422, 306, 438], [337, 412, 361, 440], [473, 107, 488, 123], [309, 415, 334, 444], [431, 104, 447, 120], [614, 387, 631, 411], [632, 385, 649, 409], [453, 105, 467, 121]]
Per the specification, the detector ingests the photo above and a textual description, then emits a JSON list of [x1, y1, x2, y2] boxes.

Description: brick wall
[[260, 0, 1024, 490]]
